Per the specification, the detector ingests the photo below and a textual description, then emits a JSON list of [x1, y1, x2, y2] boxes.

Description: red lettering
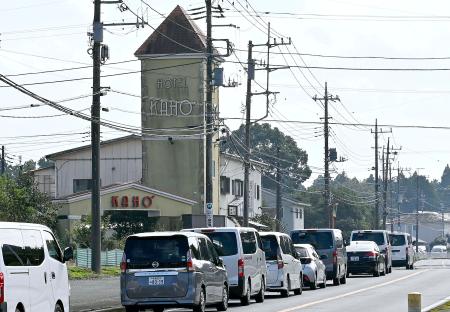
[[132, 196, 140, 207], [111, 196, 119, 207], [121, 196, 129, 207], [142, 195, 155, 208]]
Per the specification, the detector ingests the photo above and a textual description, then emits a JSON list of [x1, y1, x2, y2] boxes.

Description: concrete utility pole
[[383, 138, 390, 230], [314, 82, 339, 228], [205, 0, 214, 215], [1, 146, 5, 175], [397, 165, 401, 231], [91, 0, 102, 274], [415, 171, 421, 253], [276, 146, 282, 231], [242, 24, 290, 227], [243, 40, 253, 227]]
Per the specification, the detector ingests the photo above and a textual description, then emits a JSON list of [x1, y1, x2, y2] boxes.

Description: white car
[[430, 245, 448, 259], [260, 232, 303, 297], [0, 222, 73, 312], [389, 232, 415, 269], [183, 227, 266, 305], [293, 244, 326, 290]]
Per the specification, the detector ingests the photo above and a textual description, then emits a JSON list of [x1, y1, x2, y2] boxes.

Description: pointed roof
[[135, 5, 207, 57]]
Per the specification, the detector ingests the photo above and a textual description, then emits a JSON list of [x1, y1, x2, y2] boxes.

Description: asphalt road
[[70, 259, 450, 312]]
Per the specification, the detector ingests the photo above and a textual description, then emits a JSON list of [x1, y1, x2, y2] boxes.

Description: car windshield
[[295, 247, 309, 258], [261, 235, 279, 260], [389, 235, 406, 246], [352, 232, 385, 245], [124, 236, 189, 269], [202, 232, 238, 256], [291, 231, 333, 250]]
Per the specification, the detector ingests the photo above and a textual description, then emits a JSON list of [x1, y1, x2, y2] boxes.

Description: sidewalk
[[70, 277, 122, 311]]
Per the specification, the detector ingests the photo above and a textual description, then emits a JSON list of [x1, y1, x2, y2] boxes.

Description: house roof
[[46, 134, 141, 159], [221, 152, 268, 168], [135, 5, 207, 57]]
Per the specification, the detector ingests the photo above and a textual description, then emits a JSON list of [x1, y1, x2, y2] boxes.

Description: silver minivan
[[184, 227, 266, 305], [120, 232, 228, 312], [291, 229, 347, 285], [259, 232, 303, 296]]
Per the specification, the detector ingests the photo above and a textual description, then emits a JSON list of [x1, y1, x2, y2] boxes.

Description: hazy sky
[[1, 0, 450, 186]]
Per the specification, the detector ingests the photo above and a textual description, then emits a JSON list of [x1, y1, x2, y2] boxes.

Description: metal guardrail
[[75, 248, 123, 268]]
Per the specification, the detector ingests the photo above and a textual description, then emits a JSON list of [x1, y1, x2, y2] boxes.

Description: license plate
[[350, 256, 359, 261], [149, 277, 164, 286]]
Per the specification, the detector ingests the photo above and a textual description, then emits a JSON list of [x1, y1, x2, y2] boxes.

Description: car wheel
[[373, 264, 380, 277], [193, 289, 206, 312], [216, 285, 229, 311], [54, 303, 63, 312], [310, 273, 318, 290], [333, 271, 341, 286], [255, 279, 265, 303], [380, 264, 386, 276], [294, 275, 303, 295], [125, 307, 139, 312], [388, 266, 392, 274], [340, 269, 347, 284], [410, 263, 414, 270], [240, 280, 251, 306], [319, 274, 327, 288], [153, 308, 165, 312]]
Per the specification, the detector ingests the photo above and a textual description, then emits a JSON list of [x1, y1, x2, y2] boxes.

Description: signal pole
[[314, 82, 339, 228]]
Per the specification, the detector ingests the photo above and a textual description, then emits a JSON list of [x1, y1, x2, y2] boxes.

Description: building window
[[256, 185, 260, 200], [232, 179, 243, 197], [73, 179, 92, 193], [220, 176, 230, 194]]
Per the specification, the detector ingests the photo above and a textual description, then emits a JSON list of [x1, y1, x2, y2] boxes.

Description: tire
[[310, 273, 318, 290], [388, 266, 392, 274], [153, 308, 164, 312], [125, 307, 139, 312], [54, 303, 63, 312], [216, 285, 229, 311], [193, 289, 206, 312], [410, 263, 414, 270], [240, 280, 251, 306], [293, 275, 303, 295], [373, 264, 380, 277], [380, 264, 386, 276], [333, 271, 341, 286], [340, 269, 347, 284], [15, 308, 21, 312], [319, 274, 327, 288], [255, 279, 265, 303]]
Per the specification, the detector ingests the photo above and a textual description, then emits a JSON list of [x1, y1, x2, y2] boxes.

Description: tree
[[0, 174, 58, 230], [38, 157, 54, 169], [222, 123, 311, 192]]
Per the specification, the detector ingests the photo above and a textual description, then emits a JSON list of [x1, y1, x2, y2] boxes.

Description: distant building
[[261, 188, 309, 232]]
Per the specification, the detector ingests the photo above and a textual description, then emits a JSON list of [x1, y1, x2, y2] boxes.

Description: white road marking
[[277, 270, 428, 312]]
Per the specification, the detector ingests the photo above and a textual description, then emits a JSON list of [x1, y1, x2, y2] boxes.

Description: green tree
[[222, 123, 311, 192], [38, 157, 54, 169], [0, 174, 58, 230]]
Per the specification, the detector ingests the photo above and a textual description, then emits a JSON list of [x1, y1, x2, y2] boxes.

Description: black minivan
[[291, 229, 347, 285]]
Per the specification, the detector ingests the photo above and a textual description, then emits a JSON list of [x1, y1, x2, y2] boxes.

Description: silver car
[[294, 244, 327, 290], [120, 232, 229, 312]]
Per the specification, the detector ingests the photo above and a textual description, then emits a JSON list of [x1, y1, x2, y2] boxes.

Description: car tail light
[[304, 274, 310, 281], [238, 258, 245, 278], [120, 254, 127, 273], [333, 250, 337, 264], [365, 251, 377, 260], [0, 272, 4, 303], [277, 251, 284, 269], [187, 250, 195, 272]]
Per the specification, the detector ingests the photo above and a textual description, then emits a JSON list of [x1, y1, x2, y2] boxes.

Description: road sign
[[206, 203, 213, 227]]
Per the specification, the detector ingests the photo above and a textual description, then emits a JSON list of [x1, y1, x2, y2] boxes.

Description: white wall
[[33, 167, 56, 198], [219, 155, 262, 218], [51, 138, 142, 198]]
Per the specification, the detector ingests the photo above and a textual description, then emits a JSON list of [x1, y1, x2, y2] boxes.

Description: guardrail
[[75, 248, 123, 268]]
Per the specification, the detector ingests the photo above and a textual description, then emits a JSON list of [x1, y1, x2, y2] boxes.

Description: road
[[70, 259, 450, 312]]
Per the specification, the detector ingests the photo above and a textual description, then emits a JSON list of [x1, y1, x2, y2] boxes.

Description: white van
[[0, 222, 73, 312], [183, 227, 266, 306], [389, 232, 415, 269]]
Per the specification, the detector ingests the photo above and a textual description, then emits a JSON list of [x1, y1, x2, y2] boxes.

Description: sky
[[1, 0, 450, 186]]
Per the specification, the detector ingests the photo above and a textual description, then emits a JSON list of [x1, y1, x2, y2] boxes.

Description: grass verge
[[68, 266, 121, 280], [430, 300, 450, 312]]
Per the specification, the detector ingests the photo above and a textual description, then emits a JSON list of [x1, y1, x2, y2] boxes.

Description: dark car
[[346, 241, 385, 277], [120, 232, 229, 312], [291, 229, 347, 285], [350, 230, 392, 274]]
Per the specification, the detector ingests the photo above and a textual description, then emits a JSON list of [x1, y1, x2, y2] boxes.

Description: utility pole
[[397, 165, 401, 231], [381, 145, 385, 229], [242, 24, 290, 227], [389, 159, 394, 232], [1, 146, 5, 175], [243, 40, 253, 227], [314, 82, 339, 228], [91, 0, 102, 274], [205, 0, 214, 217], [382, 139, 390, 230], [276, 146, 282, 231], [415, 170, 422, 253]]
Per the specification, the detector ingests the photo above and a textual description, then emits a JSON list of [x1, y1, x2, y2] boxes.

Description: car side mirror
[[344, 240, 349, 246], [319, 254, 327, 260], [63, 247, 74, 262]]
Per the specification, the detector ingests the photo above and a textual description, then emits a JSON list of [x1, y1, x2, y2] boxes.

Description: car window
[[291, 231, 334, 250], [389, 234, 406, 246], [124, 235, 189, 269], [261, 235, 278, 260], [241, 231, 257, 254], [206, 239, 220, 265], [198, 238, 213, 262], [188, 237, 201, 259], [351, 232, 385, 245], [296, 247, 309, 258], [42, 231, 63, 263], [336, 235, 343, 248], [255, 232, 263, 250], [0, 229, 25, 266], [280, 236, 292, 255], [22, 230, 45, 266], [203, 232, 238, 256]]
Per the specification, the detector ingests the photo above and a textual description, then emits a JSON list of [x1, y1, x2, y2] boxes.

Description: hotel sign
[[143, 97, 196, 117], [111, 195, 155, 208]]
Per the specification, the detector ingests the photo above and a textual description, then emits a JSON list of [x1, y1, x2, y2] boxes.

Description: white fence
[[75, 248, 123, 268]]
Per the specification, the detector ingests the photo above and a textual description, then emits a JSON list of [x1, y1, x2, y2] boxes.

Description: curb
[[422, 295, 450, 312]]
